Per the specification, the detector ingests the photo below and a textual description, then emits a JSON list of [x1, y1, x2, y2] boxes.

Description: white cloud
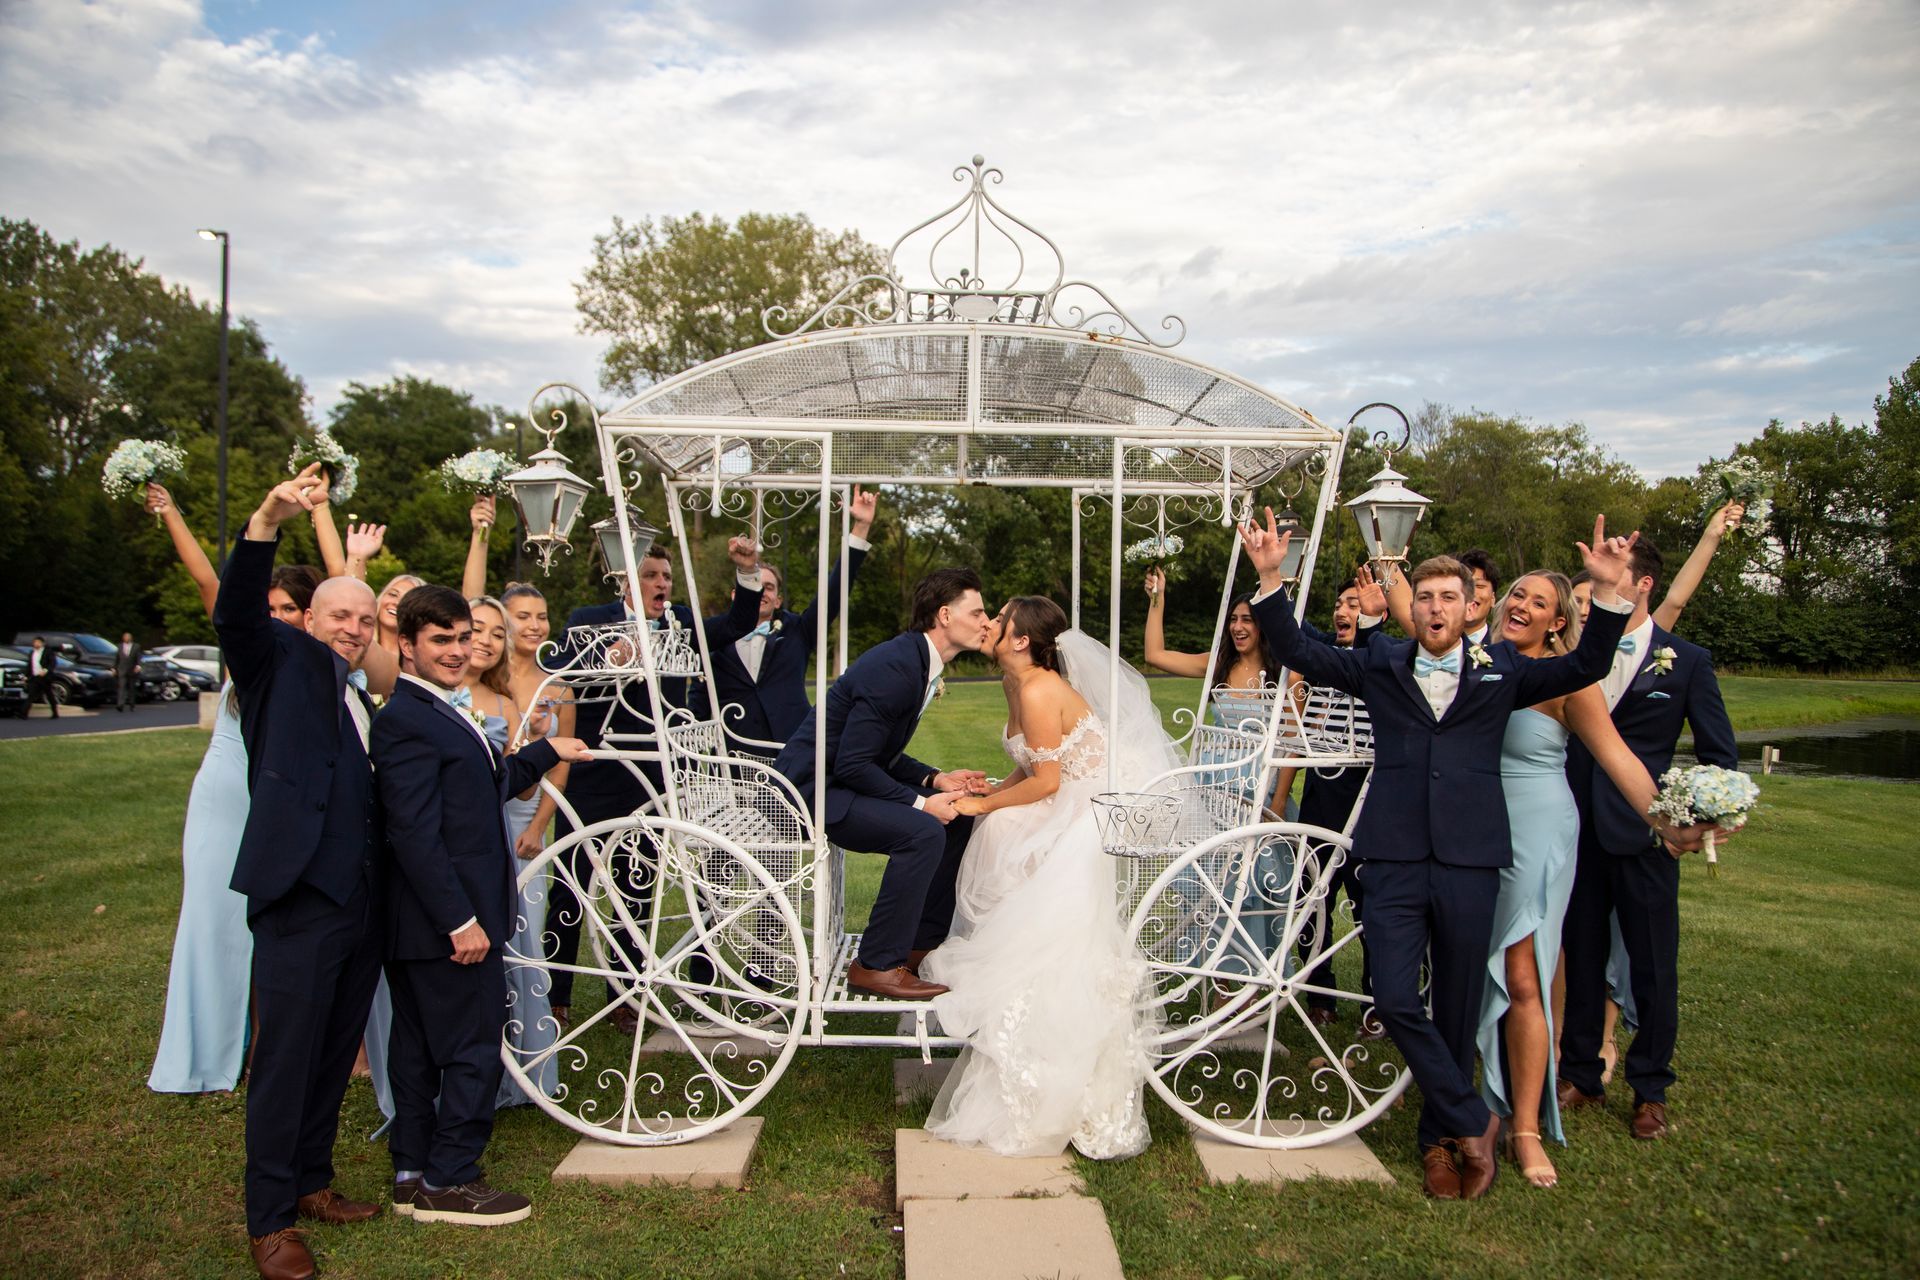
[[1, 0, 1915, 479]]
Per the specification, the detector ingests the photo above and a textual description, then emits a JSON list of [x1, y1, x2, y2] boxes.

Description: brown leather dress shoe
[[297, 1187, 380, 1224], [1420, 1145, 1462, 1199], [847, 961, 949, 1000], [1455, 1113, 1501, 1200], [1630, 1098, 1670, 1140], [609, 1005, 642, 1036], [1557, 1079, 1605, 1111], [249, 1227, 315, 1280], [1307, 1006, 1338, 1029]]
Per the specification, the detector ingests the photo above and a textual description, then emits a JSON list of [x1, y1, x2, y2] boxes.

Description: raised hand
[[470, 495, 496, 532], [1237, 507, 1293, 586], [1708, 500, 1746, 537], [250, 463, 326, 536], [1143, 565, 1166, 601], [145, 482, 175, 516], [849, 485, 878, 535], [1355, 564, 1388, 618], [1574, 514, 1639, 599], [345, 522, 387, 561], [727, 535, 759, 571]]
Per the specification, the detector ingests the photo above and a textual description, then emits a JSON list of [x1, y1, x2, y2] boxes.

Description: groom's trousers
[[1359, 855, 1498, 1149], [1559, 831, 1681, 1103], [829, 794, 974, 970]]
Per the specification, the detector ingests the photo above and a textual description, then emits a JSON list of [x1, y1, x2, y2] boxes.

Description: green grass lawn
[[0, 678, 1916, 1278]]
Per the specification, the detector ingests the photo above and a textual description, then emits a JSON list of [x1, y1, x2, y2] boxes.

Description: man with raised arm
[[215, 464, 386, 1280], [1239, 510, 1639, 1201]]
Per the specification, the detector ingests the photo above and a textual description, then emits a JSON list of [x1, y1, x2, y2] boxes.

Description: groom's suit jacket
[[704, 547, 866, 748], [1566, 625, 1737, 856], [1254, 588, 1625, 868], [773, 630, 937, 825], [215, 534, 381, 913], [372, 678, 560, 961]]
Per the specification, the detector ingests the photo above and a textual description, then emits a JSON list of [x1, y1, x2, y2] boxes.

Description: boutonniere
[[368, 693, 387, 709], [1468, 643, 1493, 669], [933, 675, 946, 700], [769, 618, 783, 635], [1650, 646, 1676, 677], [466, 706, 489, 730]]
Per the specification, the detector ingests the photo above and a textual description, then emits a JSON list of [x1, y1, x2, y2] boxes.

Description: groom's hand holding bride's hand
[[924, 791, 966, 824], [931, 769, 988, 796]]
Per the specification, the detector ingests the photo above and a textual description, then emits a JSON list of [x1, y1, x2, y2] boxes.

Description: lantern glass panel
[[512, 480, 557, 537], [1374, 504, 1423, 560], [553, 482, 589, 541]]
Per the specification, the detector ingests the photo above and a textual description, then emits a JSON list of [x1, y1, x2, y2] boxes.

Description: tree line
[[3, 213, 1914, 672]]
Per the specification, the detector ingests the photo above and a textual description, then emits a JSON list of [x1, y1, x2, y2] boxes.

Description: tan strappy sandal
[[1507, 1130, 1558, 1189]]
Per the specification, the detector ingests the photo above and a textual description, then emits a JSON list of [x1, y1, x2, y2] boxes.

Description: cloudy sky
[[3, 0, 1916, 476]]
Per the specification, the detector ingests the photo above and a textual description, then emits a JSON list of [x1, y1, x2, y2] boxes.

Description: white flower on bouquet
[[288, 429, 360, 504], [101, 439, 187, 499], [1646, 763, 1761, 876], [1698, 455, 1774, 532], [437, 448, 517, 495], [1123, 534, 1185, 565]]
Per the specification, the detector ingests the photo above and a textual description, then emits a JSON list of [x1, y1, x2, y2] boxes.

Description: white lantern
[[1272, 507, 1309, 585], [504, 442, 594, 574], [1344, 462, 1431, 582], [592, 511, 661, 581]]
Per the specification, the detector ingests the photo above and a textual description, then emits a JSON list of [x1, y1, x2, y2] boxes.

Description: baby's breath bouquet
[[101, 439, 187, 500], [1646, 763, 1760, 876], [288, 429, 360, 504], [1123, 534, 1185, 565], [438, 448, 517, 496], [1699, 455, 1774, 533]]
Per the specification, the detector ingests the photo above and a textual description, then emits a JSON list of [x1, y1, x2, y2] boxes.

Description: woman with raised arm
[[1475, 570, 1678, 1191], [145, 483, 317, 1094]]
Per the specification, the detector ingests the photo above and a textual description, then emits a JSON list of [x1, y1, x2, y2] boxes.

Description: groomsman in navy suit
[[774, 568, 992, 1000], [1243, 511, 1639, 1200], [541, 542, 699, 1030], [1557, 539, 1739, 1140], [705, 486, 876, 749], [215, 466, 385, 1280], [373, 585, 590, 1226]]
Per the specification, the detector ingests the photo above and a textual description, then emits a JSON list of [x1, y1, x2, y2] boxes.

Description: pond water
[[1724, 717, 1920, 783]]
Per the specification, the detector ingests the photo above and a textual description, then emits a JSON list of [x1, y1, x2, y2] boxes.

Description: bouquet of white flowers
[[1645, 763, 1760, 876], [101, 439, 188, 500], [288, 429, 360, 504], [437, 448, 517, 496], [1123, 534, 1185, 565], [1699, 455, 1773, 533]]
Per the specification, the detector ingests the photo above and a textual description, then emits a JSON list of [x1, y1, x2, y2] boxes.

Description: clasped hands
[[924, 769, 990, 824]]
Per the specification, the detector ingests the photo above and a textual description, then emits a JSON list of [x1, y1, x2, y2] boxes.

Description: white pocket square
[[1479, 673, 1503, 682], [1647, 690, 1671, 700]]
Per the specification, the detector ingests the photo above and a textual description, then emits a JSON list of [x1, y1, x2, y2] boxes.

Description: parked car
[[139, 656, 216, 702], [151, 644, 222, 679], [0, 651, 28, 718], [0, 640, 116, 708]]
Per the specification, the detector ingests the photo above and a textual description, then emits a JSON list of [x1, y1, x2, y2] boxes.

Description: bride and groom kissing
[[773, 567, 1173, 1159]]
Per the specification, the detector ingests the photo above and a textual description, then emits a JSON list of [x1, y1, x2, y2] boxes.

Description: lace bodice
[[1004, 712, 1108, 782]]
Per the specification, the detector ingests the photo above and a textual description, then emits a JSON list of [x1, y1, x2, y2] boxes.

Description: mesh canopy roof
[[603, 324, 1339, 489]]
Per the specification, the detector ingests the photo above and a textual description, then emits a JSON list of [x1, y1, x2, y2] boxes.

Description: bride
[[919, 596, 1179, 1159]]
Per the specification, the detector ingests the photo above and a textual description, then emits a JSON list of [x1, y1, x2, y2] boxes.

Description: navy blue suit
[[704, 548, 866, 749], [1255, 586, 1626, 1148], [214, 534, 384, 1236], [373, 677, 559, 1187], [541, 600, 697, 1009], [1559, 626, 1737, 1105], [774, 631, 973, 969]]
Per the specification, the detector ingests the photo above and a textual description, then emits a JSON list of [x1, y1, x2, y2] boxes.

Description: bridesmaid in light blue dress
[[1476, 571, 1672, 1190]]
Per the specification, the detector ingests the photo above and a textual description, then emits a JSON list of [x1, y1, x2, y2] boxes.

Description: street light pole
[[198, 229, 230, 566]]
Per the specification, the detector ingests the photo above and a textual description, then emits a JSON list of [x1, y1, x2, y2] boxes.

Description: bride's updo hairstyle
[[1002, 596, 1069, 673]]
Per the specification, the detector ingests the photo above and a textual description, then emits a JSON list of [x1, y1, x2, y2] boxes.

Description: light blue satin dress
[[149, 690, 253, 1093], [1477, 708, 1577, 1142], [1197, 690, 1296, 978], [497, 714, 558, 1107]]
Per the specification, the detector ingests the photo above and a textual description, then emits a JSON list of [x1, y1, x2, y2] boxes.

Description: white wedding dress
[[920, 631, 1177, 1160]]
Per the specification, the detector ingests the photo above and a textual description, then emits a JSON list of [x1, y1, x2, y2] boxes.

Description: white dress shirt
[[1601, 615, 1656, 711], [911, 634, 946, 811], [29, 648, 46, 676], [344, 678, 372, 755], [1410, 647, 1462, 720]]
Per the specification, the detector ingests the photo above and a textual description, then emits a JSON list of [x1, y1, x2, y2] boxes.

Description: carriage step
[[1185, 1118, 1394, 1186], [893, 1128, 1080, 1209], [903, 1196, 1124, 1280], [550, 1119, 764, 1189]]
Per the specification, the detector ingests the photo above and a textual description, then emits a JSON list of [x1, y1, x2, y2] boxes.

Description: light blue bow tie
[[346, 668, 368, 692], [1414, 651, 1460, 677], [448, 685, 473, 711], [748, 621, 776, 638], [1617, 638, 1638, 654]]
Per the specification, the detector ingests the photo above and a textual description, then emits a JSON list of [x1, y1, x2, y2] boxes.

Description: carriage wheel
[[1126, 822, 1410, 1148], [502, 814, 808, 1145]]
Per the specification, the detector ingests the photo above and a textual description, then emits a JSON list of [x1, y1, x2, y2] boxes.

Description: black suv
[[7, 632, 122, 708], [0, 650, 28, 718]]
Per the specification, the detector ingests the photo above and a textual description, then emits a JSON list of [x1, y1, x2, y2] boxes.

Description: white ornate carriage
[[504, 158, 1407, 1151]]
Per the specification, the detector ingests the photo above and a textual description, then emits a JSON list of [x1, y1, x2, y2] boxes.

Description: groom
[[774, 568, 992, 1000], [1242, 511, 1637, 1200]]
